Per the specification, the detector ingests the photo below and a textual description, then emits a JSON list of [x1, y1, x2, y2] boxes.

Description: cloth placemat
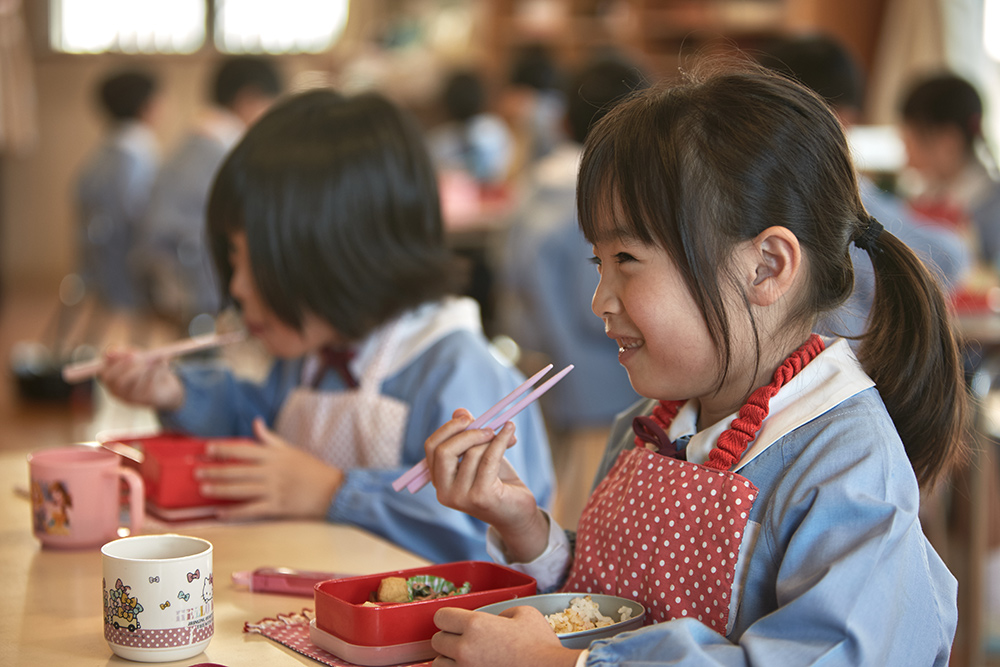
[[244, 608, 434, 667]]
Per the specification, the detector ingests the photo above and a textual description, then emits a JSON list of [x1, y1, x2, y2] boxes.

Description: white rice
[[544, 596, 634, 634]]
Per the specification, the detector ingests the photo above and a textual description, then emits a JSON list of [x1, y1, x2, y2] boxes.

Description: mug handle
[[118, 467, 145, 534]]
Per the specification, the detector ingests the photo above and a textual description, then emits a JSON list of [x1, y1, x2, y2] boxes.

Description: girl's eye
[[614, 252, 637, 263], [589, 256, 601, 267]]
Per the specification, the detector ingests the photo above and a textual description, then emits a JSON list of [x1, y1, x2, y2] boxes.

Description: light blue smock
[[157, 310, 556, 564], [580, 387, 956, 665]]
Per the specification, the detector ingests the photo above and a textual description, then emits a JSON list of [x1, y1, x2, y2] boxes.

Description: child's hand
[[196, 417, 343, 520], [431, 606, 579, 667], [99, 347, 185, 412], [424, 409, 549, 562]]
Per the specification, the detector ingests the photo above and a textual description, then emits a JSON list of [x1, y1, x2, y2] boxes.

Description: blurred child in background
[[428, 69, 513, 187], [500, 42, 566, 176], [139, 56, 282, 335], [76, 69, 161, 314], [756, 35, 971, 339], [899, 72, 1000, 272]]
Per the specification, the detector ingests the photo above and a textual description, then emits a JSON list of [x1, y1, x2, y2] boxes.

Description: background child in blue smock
[[422, 63, 967, 665], [98, 89, 555, 564], [75, 69, 161, 313], [138, 56, 282, 333], [898, 72, 1000, 272]]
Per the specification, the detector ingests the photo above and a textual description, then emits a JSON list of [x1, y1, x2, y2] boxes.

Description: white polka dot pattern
[[105, 615, 213, 649], [562, 448, 758, 632]]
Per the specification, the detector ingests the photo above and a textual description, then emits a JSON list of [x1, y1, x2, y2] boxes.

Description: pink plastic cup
[[27, 444, 144, 549]]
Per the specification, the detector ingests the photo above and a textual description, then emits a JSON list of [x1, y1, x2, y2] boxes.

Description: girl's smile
[[611, 333, 643, 362], [591, 234, 722, 407]]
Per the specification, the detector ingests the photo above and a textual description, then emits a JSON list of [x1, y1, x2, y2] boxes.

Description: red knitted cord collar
[[633, 333, 826, 472]]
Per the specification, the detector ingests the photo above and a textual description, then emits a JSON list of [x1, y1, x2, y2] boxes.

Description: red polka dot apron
[[562, 335, 825, 634]]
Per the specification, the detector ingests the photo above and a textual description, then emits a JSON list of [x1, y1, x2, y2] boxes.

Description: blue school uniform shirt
[[157, 298, 556, 564], [427, 113, 514, 185], [489, 338, 957, 665], [138, 111, 241, 322]]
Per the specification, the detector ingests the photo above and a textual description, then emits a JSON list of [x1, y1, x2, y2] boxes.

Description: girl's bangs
[[578, 138, 652, 246]]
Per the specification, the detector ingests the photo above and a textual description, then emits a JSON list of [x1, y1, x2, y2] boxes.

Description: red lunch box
[[314, 560, 537, 646]]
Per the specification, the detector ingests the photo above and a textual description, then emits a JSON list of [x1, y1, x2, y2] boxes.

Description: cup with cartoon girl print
[[102, 534, 214, 662], [27, 444, 144, 549]]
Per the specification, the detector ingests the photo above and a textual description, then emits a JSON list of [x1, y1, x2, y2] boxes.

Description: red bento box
[[100, 432, 251, 514], [314, 561, 537, 646]]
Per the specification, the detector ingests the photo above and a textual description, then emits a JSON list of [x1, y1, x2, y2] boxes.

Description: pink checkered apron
[[274, 322, 410, 470]]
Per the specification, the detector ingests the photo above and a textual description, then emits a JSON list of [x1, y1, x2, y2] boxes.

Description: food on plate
[[544, 595, 634, 634], [368, 574, 472, 604]]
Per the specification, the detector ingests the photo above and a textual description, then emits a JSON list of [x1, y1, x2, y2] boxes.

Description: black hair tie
[[854, 216, 884, 254]]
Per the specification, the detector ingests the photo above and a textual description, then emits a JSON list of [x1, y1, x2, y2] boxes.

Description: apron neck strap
[[316, 346, 358, 389], [633, 334, 826, 471]]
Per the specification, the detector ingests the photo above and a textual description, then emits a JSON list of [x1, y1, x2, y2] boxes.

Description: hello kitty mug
[[27, 444, 144, 549], [102, 534, 214, 662]]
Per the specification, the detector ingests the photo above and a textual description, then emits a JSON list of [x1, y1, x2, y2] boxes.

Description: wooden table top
[[2, 445, 429, 666]]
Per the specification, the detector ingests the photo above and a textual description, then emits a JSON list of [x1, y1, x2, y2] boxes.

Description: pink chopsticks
[[61, 330, 247, 384], [392, 363, 574, 494]]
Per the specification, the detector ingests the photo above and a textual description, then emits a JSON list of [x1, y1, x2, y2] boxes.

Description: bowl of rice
[[475, 593, 645, 649]]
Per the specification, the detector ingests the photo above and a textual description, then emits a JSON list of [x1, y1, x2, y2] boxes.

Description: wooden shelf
[[482, 0, 884, 83]]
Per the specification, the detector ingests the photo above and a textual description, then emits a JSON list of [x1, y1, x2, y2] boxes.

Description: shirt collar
[[669, 337, 874, 469], [338, 296, 485, 384]]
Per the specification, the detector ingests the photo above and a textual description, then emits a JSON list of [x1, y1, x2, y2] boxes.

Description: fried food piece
[[376, 576, 410, 603]]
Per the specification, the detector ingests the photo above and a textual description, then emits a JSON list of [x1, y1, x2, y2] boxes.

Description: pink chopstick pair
[[392, 363, 574, 494]]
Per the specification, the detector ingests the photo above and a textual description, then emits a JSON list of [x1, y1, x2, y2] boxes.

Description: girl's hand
[[98, 347, 185, 412], [196, 417, 343, 520], [424, 409, 549, 562], [431, 606, 579, 667]]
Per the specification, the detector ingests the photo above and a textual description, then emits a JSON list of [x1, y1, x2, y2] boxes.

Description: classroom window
[[50, 0, 349, 55], [988, 0, 1000, 62], [50, 0, 206, 54], [214, 0, 349, 54]]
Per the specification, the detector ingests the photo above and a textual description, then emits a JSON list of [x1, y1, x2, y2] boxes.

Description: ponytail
[[855, 216, 970, 489]]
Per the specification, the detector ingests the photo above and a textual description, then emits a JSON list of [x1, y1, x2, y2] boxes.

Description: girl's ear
[[745, 226, 802, 307]]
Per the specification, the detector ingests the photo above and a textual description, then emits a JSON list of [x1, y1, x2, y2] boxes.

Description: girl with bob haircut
[[422, 63, 967, 665], [98, 89, 555, 564]]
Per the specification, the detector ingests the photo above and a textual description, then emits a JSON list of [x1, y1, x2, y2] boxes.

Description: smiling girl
[[97, 89, 555, 563], [423, 63, 968, 665]]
